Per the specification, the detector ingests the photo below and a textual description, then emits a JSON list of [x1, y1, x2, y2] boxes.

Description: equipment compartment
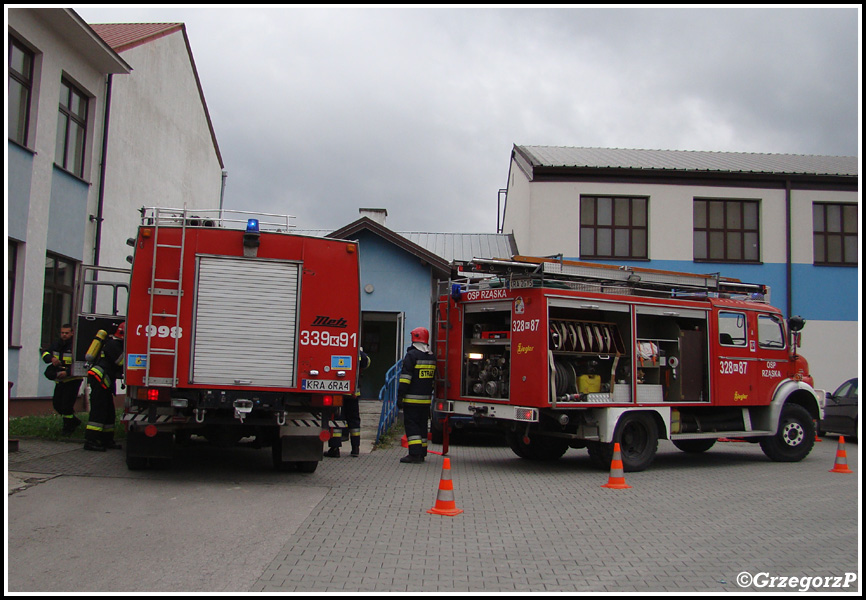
[[462, 304, 511, 399]]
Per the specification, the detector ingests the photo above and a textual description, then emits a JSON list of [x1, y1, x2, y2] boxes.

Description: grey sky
[[73, 6, 860, 234]]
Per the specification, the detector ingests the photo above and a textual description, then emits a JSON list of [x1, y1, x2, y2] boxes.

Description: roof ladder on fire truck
[[459, 256, 770, 302], [143, 207, 187, 387], [434, 288, 451, 400]]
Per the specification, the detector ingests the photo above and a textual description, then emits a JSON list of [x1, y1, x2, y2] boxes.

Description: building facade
[[501, 145, 858, 390], [8, 9, 224, 399]]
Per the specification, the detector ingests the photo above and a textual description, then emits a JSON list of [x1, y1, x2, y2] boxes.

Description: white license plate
[[302, 379, 350, 392]]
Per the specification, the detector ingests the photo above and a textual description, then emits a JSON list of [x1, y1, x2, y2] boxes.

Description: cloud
[[74, 6, 860, 233]]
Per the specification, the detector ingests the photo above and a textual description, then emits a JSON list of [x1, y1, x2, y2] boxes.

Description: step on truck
[[121, 207, 361, 472], [434, 256, 823, 472]]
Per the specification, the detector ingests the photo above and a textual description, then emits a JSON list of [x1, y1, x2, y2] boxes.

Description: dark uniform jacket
[[397, 346, 436, 405], [87, 337, 124, 393], [42, 337, 81, 382]]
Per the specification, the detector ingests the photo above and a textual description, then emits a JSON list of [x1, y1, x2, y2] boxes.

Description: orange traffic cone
[[427, 457, 463, 516], [401, 434, 408, 448], [601, 442, 632, 489], [829, 436, 853, 474]]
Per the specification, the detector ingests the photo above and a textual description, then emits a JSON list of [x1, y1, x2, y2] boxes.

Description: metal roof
[[294, 228, 517, 264], [400, 232, 516, 263], [516, 145, 858, 177]]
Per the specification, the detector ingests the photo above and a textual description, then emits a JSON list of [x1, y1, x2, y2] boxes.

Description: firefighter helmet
[[410, 327, 429, 345], [114, 322, 125, 339]]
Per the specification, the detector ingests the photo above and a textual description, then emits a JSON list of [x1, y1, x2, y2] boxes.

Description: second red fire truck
[[434, 256, 822, 472]]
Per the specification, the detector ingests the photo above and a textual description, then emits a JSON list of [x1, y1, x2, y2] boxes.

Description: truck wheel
[[672, 439, 716, 453], [430, 417, 445, 444], [614, 412, 659, 472], [529, 437, 569, 461], [126, 454, 148, 471], [586, 441, 613, 469], [759, 404, 815, 462], [296, 461, 318, 473], [505, 429, 531, 458]]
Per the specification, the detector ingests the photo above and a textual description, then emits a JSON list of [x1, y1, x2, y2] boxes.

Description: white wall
[[503, 159, 860, 394], [99, 29, 223, 272], [8, 9, 113, 396]]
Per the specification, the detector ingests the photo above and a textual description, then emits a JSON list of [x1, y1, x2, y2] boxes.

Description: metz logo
[[312, 315, 348, 328]]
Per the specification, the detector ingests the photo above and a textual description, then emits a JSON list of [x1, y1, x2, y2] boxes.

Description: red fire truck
[[434, 256, 822, 472], [121, 207, 361, 471]]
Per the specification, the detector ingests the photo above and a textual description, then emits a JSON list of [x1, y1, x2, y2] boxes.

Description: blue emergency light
[[243, 218, 261, 249]]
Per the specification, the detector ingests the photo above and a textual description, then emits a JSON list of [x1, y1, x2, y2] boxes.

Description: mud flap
[[126, 429, 174, 459]]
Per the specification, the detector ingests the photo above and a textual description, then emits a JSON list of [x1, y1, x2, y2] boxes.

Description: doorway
[[360, 311, 404, 399]]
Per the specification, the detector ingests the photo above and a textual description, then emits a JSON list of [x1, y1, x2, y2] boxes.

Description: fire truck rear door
[[191, 255, 301, 388]]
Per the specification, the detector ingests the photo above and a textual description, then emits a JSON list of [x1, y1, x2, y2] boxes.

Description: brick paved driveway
[[7, 434, 860, 593]]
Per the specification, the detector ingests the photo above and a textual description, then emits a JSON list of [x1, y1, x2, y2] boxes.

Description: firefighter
[[325, 349, 371, 458], [397, 327, 436, 463], [84, 322, 125, 452], [41, 324, 84, 435]]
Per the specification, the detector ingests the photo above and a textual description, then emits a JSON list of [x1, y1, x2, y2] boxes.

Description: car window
[[833, 379, 857, 400]]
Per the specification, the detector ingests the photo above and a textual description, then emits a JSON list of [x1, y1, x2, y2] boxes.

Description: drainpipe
[[92, 73, 113, 267], [785, 178, 792, 320], [219, 169, 228, 212]]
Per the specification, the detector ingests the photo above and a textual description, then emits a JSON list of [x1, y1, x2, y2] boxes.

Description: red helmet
[[114, 322, 125, 339], [410, 327, 429, 345]]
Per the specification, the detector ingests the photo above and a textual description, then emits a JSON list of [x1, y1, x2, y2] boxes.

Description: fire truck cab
[[434, 256, 822, 472]]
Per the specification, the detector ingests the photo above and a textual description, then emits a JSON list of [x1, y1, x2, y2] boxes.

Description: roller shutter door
[[192, 256, 300, 387]]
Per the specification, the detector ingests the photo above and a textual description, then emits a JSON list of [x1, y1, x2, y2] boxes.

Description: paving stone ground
[[7, 423, 860, 593]]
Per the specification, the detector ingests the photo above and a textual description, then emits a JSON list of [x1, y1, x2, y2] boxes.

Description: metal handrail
[[376, 360, 402, 443]]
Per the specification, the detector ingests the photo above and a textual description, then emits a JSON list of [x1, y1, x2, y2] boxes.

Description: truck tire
[[672, 439, 716, 453], [505, 430, 567, 461], [296, 461, 318, 473], [586, 441, 613, 470], [126, 454, 148, 471], [530, 437, 569, 461], [759, 403, 815, 462], [614, 412, 659, 472], [505, 429, 531, 458]]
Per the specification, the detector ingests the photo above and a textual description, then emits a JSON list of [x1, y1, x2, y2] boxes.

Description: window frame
[[55, 77, 89, 178], [42, 253, 78, 350], [9, 35, 34, 147], [579, 195, 648, 260], [693, 198, 761, 263], [812, 202, 858, 266]]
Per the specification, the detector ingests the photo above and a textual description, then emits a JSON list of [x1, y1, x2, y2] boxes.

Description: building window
[[580, 196, 648, 259], [42, 253, 77, 349], [9, 36, 34, 146], [813, 203, 857, 266], [693, 199, 760, 262], [55, 78, 89, 177], [8, 241, 19, 344]]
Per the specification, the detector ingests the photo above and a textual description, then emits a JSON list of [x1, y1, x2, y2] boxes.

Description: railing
[[376, 360, 402, 443], [139, 206, 296, 233]]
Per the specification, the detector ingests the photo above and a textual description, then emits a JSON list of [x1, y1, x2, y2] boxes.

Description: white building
[[8, 9, 224, 399], [501, 145, 858, 390]]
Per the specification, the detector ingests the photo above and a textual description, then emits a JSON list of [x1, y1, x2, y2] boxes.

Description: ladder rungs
[[154, 278, 180, 283], [157, 244, 183, 249], [149, 349, 176, 355], [152, 313, 178, 318]]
